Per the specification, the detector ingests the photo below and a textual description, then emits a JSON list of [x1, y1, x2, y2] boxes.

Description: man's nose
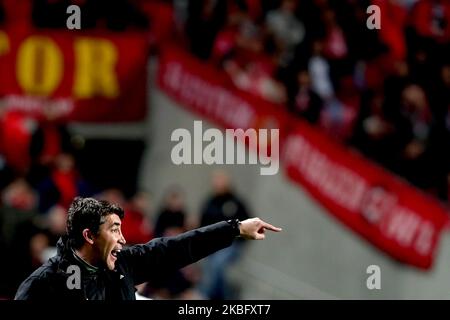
[[119, 233, 126, 245]]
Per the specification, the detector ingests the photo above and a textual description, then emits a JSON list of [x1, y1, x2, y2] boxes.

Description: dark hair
[[66, 197, 124, 249]]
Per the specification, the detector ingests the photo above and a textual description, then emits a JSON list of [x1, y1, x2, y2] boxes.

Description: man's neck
[[73, 247, 99, 272]]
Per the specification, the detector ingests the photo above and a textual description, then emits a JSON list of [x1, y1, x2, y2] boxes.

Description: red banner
[[0, 26, 149, 122], [157, 45, 450, 269], [283, 123, 449, 269]]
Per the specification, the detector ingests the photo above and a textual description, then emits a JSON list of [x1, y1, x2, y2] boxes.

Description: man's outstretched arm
[[121, 218, 282, 285]]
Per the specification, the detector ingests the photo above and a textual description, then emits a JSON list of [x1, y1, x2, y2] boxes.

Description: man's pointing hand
[[238, 218, 282, 240]]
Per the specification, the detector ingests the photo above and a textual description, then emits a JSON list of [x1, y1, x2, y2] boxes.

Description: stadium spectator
[[139, 186, 204, 300], [390, 84, 442, 194], [223, 52, 287, 104], [409, 0, 450, 45], [0, 110, 38, 175], [308, 39, 334, 101], [321, 7, 349, 62], [185, 0, 227, 60], [287, 69, 323, 123], [198, 170, 251, 300], [373, 0, 409, 61], [154, 186, 187, 238], [0, 179, 40, 297], [265, 0, 305, 66], [351, 89, 397, 169]]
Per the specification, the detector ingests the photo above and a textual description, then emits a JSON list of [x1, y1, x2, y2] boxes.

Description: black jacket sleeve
[[121, 221, 238, 285]]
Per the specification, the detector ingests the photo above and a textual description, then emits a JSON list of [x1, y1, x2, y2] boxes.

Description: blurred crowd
[[172, 0, 450, 203]]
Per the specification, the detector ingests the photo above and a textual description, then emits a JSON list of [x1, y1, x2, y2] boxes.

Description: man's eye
[[112, 229, 119, 233]]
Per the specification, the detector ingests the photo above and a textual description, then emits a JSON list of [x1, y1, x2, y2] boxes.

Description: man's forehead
[[105, 214, 122, 226]]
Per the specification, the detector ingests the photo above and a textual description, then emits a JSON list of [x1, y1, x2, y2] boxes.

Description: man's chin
[[107, 256, 117, 270]]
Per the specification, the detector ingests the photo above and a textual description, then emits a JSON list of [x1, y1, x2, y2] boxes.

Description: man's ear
[[82, 229, 94, 245]]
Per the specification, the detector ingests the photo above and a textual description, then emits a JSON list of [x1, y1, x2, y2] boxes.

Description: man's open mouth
[[111, 249, 121, 258]]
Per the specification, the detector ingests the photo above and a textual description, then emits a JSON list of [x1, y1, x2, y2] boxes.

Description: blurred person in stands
[[409, 0, 450, 45], [383, 60, 411, 112], [198, 170, 251, 300], [405, 38, 437, 92], [372, 0, 409, 62], [406, 0, 450, 91], [223, 53, 287, 104], [350, 89, 397, 169], [173, 0, 189, 36], [428, 64, 450, 200], [321, 7, 349, 73], [0, 178, 40, 298], [15, 197, 280, 300], [216, 4, 287, 104], [211, 3, 259, 64], [300, 21, 360, 141], [0, 179, 39, 245], [0, 109, 39, 176], [1, 178, 38, 216], [325, 74, 361, 142], [265, 0, 305, 67], [308, 39, 344, 137], [143, 187, 203, 300], [35, 153, 93, 213], [27, 101, 75, 186], [392, 83, 443, 195], [356, 56, 407, 149], [45, 204, 67, 244], [185, 0, 227, 60], [211, 1, 266, 64], [287, 68, 323, 123], [308, 39, 334, 102], [154, 186, 187, 239]]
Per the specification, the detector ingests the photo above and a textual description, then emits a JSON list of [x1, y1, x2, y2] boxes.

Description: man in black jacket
[[14, 197, 281, 300]]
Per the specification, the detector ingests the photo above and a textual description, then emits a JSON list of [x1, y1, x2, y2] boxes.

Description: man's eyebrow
[[111, 222, 121, 227]]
